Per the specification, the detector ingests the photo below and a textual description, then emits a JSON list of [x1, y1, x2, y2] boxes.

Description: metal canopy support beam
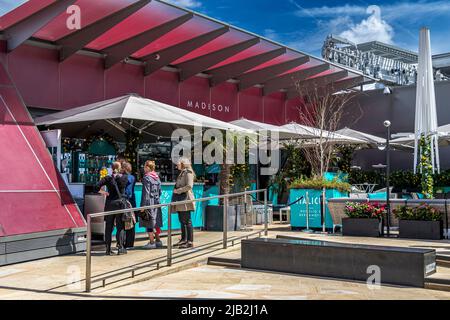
[[285, 70, 349, 100], [208, 47, 286, 87], [104, 13, 193, 69], [262, 63, 330, 96], [317, 76, 365, 98], [237, 56, 310, 91], [143, 26, 229, 76], [3, 0, 76, 52], [57, 0, 151, 62], [177, 37, 260, 81]]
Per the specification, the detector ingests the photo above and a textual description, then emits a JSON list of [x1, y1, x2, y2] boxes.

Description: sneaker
[[155, 241, 163, 248], [143, 242, 157, 250], [118, 248, 128, 255], [174, 240, 187, 248], [179, 242, 194, 249]]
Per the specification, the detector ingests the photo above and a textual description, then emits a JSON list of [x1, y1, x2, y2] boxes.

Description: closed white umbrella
[[414, 27, 440, 173]]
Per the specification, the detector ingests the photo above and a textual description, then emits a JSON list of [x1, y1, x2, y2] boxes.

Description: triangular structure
[[0, 62, 85, 265]]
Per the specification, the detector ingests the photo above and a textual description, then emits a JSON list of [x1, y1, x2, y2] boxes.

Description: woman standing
[[140, 161, 163, 249], [172, 157, 196, 249], [97, 161, 129, 256], [123, 162, 137, 249]]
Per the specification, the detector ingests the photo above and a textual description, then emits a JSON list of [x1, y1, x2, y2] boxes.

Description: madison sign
[[186, 100, 231, 113]]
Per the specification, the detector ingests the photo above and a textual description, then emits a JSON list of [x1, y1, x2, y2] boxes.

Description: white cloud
[[294, 1, 450, 21], [294, 4, 366, 18], [166, 0, 202, 9], [339, 5, 394, 44]]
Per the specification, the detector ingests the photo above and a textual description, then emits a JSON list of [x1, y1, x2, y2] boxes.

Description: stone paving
[[100, 265, 450, 300], [0, 225, 450, 300]]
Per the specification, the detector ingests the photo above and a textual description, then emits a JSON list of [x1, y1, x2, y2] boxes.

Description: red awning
[[0, 0, 373, 94]]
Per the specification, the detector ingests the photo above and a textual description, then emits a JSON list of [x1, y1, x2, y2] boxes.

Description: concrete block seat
[[242, 237, 436, 287]]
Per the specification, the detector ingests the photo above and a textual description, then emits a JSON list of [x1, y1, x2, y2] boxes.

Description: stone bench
[[241, 237, 436, 287]]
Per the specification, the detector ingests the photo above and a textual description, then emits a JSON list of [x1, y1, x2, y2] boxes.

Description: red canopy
[[0, 0, 372, 93]]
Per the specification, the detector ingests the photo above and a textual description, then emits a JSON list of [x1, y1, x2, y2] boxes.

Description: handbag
[[111, 176, 135, 230], [171, 191, 188, 202]]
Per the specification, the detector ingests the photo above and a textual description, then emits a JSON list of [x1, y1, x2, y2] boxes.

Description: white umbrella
[[335, 127, 413, 151], [35, 94, 251, 141], [335, 127, 386, 145], [438, 124, 450, 134], [391, 131, 450, 147], [230, 118, 316, 140], [281, 122, 365, 144], [414, 27, 440, 173]]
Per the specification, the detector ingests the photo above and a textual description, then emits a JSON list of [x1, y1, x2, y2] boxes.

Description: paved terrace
[[0, 225, 450, 300]]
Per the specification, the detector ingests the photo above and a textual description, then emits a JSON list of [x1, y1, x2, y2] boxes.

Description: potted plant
[[394, 204, 443, 240], [342, 202, 385, 237]]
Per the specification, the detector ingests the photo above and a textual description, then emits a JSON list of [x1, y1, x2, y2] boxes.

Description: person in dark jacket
[[140, 161, 163, 249], [172, 157, 196, 249], [97, 161, 129, 256], [123, 162, 137, 249]]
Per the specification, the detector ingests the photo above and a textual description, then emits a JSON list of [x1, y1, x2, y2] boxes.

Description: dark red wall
[[3, 43, 302, 124]]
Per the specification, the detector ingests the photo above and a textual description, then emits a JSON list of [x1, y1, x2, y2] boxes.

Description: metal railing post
[[83, 189, 266, 289], [167, 205, 172, 267], [264, 189, 268, 237], [322, 188, 327, 233], [85, 214, 92, 293], [223, 196, 228, 249]]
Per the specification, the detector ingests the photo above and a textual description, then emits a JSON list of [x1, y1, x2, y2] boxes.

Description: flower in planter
[[344, 202, 385, 220], [393, 204, 442, 222]]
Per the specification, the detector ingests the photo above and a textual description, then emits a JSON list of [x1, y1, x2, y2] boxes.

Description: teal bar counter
[[134, 183, 212, 233]]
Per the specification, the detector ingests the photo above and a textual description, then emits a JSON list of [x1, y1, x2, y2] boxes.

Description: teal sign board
[[134, 183, 205, 232], [289, 189, 348, 229]]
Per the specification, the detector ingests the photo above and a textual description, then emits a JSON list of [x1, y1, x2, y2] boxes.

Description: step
[[207, 256, 241, 268]]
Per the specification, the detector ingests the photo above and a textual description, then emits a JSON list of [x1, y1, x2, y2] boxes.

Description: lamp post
[[384, 120, 392, 237]]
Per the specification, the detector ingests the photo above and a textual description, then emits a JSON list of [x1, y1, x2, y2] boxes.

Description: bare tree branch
[[293, 80, 363, 178]]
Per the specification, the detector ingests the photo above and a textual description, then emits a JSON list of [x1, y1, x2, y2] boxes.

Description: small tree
[[293, 81, 363, 178]]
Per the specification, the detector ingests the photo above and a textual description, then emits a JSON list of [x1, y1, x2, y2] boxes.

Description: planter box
[[399, 220, 443, 240], [205, 205, 242, 231], [342, 218, 381, 237]]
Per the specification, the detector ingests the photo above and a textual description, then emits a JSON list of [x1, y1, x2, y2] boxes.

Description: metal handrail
[[85, 188, 268, 292]]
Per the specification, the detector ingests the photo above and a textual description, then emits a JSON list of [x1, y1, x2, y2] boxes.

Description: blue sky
[[2, 0, 450, 56]]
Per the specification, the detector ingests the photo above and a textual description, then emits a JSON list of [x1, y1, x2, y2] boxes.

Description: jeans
[[178, 211, 193, 242], [105, 214, 126, 250]]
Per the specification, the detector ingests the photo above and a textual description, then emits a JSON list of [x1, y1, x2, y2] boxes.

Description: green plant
[[393, 204, 442, 221], [348, 170, 384, 186], [333, 145, 356, 174], [434, 170, 450, 187], [419, 136, 434, 199], [123, 129, 142, 176], [290, 177, 351, 193], [269, 144, 312, 201], [344, 202, 385, 219]]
